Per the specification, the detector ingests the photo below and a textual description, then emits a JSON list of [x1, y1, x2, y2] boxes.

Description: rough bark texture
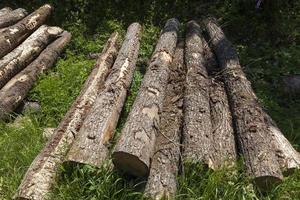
[[205, 17, 283, 189], [0, 7, 12, 16], [0, 4, 52, 58], [13, 32, 119, 200], [65, 23, 142, 167], [43, 128, 56, 141], [182, 20, 213, 167], [264, 113, 300, 173], [209, 78, 237, 169], [144, 41, 185, 200], [0, 25, 62, 89], [0, 31, 71, 120], [112, 18, 180, 177], [0, 8, 28, 28]]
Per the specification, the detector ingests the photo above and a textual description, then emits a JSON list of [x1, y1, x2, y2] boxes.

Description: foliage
[[0, 0, 299, 199]]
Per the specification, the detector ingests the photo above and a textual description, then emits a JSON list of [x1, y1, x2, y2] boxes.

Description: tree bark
[[112, 18, 180, 177], [209, 78, 237, 169], [65, 23, 142, 168], [13, 32, 119, 200], [264, 113, 300, 174], [144, 41, 185, 200], [0, 31, 71, 120], [0, 25, 63, 89], [182, 20, 213, 167], [0, 7, 12, 16], [0, 4, 52, 58], [0, 8, 28, 28], [204, 17, 283, 190]]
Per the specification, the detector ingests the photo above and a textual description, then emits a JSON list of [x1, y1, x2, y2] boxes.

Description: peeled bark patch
[[0, 8, 28, 28], [144, 41, 186, 200], [210, 78, 237, 169], [0, 25, 63, 89], [0, 31, 71, 120], [205, 17, 283, 190], [113, 18, 180, 177], [13, 32, 119, 200], [264, 113, 300, 174], [182, 20, 213, 167], [0, 4, 52, 58], [0, 7, 12, 16], [65, 23, 142, 168]]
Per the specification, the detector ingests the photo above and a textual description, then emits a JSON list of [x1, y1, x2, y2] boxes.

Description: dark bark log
[[0, 31, 71, 120], [144, 41, 185, 200], [112, 18, 180, 177], [0, 4, 52, 58], [204, 17, 283, 189], [65, 23, 142, 167], [0, 25, 63, 89], [0, 8, 28, 28], [13, 32, 119, 200], [209, 78, 237, 169], [264, 113, 300, 174], [182, 20, 213, 167], [0, 7, 12, 16]]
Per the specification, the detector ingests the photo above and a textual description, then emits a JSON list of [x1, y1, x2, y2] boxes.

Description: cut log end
[[254, 175, 282, 191], [112, 152, 149, 177]]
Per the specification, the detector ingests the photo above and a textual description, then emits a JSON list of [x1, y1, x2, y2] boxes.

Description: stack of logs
[[13, 17, 300, 200], [0, 4, 71, 120]]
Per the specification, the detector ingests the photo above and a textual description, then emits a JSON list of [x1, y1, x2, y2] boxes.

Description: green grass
[[0, 1, 300, 199]]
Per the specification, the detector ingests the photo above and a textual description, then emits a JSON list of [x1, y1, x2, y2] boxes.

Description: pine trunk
[[209, 78, 237, 169], [65, 23, 142, 167], [13, 32, 119, 200], [264, 113, 300, 174], [112, 18, 180, 177], [144, 41, 185, 200], [0, 8, 28, 28], [0, 31, 71, 120], [0, 25, 63, 89], [205, 17, 283, 190], [0, 4, 52, 58], [182, 20, 213, 167]]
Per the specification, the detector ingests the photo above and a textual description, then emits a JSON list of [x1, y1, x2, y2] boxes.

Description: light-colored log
[[112, 18, 180, 177], [13, 32, 119, 200]]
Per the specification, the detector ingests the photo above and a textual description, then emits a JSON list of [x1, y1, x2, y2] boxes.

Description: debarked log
[[0, 31, 71, 120], [0, 25, 63, 89], [0, 8, 28, 28], [205, 17, 283, 190], [144, 41, 186, 200], [182, 20, 213, 167], [13, 32, 119, 200], [112, 18, 180, 177], [0, 4, 52, 58], [0, 7, 12, 16], [65, 23, 142, 167]]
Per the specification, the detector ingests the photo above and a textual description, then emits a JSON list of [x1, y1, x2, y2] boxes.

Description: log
[[0, 31, 71, 120], [182, 20, 213, 167], [0, 7, 12, 16], [264, 113, 300, 174], [43, 128, 56, 141], [204, 17, 283, 189], [13, 32, 119, 200], [0, 25, 63, 89], [144, 41, 185, 200], [65, 23, 142, 167], [0, 8, 28, 28], [112, 18, 180, 177], [0, 4, 52, 58], [209, 78, 237, 169]]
